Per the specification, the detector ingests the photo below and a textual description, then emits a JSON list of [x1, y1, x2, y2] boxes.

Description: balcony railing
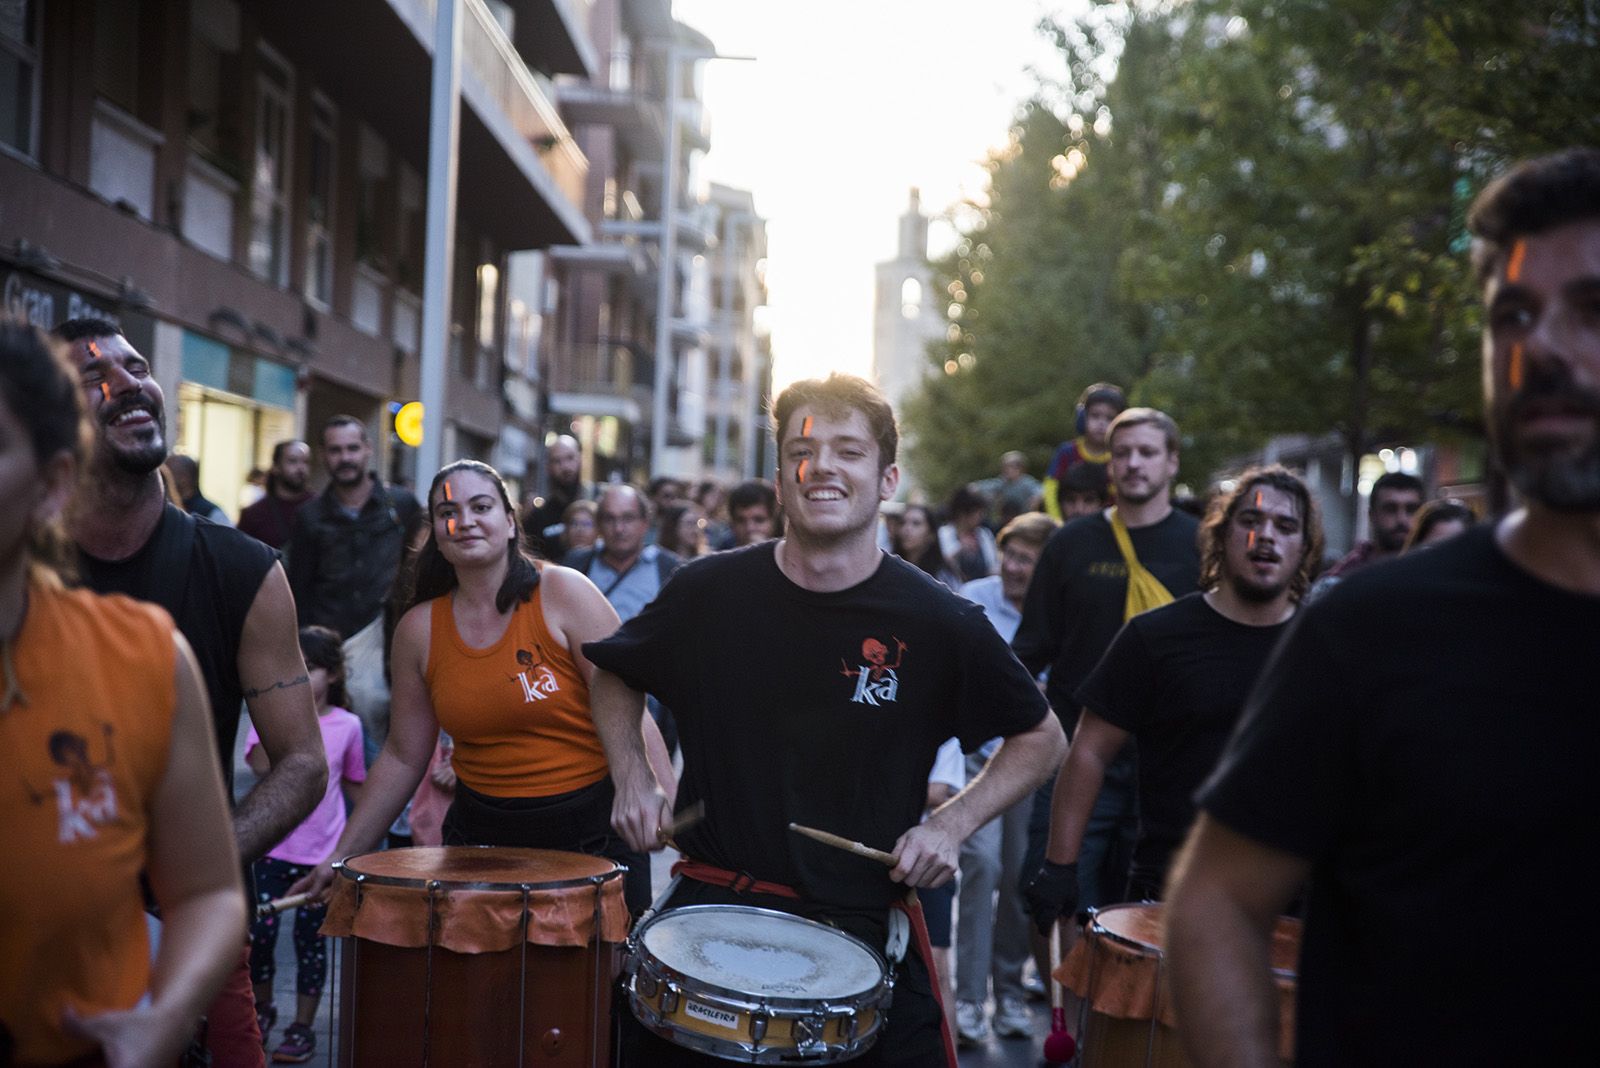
[[449, 0, 589, 208], [548, 340, 651, 396]]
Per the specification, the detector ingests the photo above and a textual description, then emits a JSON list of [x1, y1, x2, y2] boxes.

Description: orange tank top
[[425, 583, 608, 798], [1, 581, 177, 1065]]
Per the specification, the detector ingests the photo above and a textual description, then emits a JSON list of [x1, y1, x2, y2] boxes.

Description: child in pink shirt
[[246, 626, 365, 1064]]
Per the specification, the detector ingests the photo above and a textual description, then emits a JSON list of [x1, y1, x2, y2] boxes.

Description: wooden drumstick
[[657, 800, 707, 850], [788, 823, 897, 867], [257, 892, 314, 917]]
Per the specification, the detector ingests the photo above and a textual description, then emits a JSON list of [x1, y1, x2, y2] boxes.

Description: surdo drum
[[625, 904, 892, 1063], [322, 847, 629, 1066], [1060, 901, 1302, 1067]]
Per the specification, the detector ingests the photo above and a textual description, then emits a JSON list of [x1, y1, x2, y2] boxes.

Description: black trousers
[[441, 776, 651, 915]]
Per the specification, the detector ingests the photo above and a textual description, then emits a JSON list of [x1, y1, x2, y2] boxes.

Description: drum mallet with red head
[[1042, 922, 1077, 1063]]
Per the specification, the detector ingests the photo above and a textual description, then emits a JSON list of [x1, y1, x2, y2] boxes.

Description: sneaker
[[955, 1000, 989, 1046], [255, 1004, 276, 1046], [1021, 971, 1049, 1001], [272, 1023, 316, 1064], [994, 995, 1033, 1039]]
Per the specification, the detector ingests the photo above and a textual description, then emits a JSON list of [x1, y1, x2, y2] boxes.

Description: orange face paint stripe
[[1507, 239, 1527, 283], [1510, 343, 1524, 390], [1255, 490, 1262, 508], [801, 416, 813, 437], [1247, 529, 1256, 550], [797, 459, 809, 483]]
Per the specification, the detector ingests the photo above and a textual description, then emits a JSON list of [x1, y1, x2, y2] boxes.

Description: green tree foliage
[[904, 0, 1593, 497]]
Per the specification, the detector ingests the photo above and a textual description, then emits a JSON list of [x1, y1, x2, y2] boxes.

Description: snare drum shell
[[1059, 902, 1301, 1067], [325, 847, 627, 1067], [625, 905, 889, 1064]]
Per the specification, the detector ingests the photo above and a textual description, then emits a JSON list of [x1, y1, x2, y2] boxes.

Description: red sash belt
[[669, 857, 958, 1068]]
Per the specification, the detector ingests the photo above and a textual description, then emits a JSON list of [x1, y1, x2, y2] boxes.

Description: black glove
[[1023, 860, 1079, 936]]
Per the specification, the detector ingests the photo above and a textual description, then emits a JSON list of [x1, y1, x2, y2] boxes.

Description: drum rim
[[1087, 902, 1300, 981], [632, 903, 888, 1005], [334, 844, 624, 892]]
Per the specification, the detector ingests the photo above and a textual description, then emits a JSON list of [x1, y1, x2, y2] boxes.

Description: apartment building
[[1, 0, 591, 514], [543, 0, 767, 486]]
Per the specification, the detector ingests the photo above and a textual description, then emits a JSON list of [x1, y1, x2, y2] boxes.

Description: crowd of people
[[3, 149, 1595, 1068]]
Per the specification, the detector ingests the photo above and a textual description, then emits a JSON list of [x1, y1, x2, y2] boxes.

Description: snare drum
[[1059, 902, 1301, 1067], [322, 846, 629, 1066], [625, 904, 891, 1063]]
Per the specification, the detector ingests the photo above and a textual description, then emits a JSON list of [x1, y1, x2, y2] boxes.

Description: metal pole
[[417, 0, 463, 494], [713, 213, 739, 474], [649, 43, 683, 478]]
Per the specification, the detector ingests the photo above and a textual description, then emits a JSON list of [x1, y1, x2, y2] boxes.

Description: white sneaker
[[993, 995, 1033, 1039], [955, 1000, 989, 1046]]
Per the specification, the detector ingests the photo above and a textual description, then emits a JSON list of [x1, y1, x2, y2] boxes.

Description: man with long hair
[[1166, 150, 1600, 1064], [1024, 466, 1321, 932]]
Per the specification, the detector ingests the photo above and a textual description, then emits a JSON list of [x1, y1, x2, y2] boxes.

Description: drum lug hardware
[[636, 970, 658, 999], [660, 980, 680, 1014], [750, 1010, 768, 1042], [793, 1014, 826, 1051]]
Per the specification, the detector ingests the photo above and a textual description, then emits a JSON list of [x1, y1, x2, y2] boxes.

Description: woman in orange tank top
[[294, 460, 674, 913], [0, 321, 246, 1066]]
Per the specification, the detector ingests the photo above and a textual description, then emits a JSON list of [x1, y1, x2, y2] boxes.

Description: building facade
[[1, 0, 591, 513], [542, 0, 767, 488]]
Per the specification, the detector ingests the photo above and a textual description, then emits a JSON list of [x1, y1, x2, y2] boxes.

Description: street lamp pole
[[417, 0, 462, 493], [649, 41, 682, 478]]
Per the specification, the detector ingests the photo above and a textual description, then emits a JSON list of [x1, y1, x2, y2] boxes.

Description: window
[[247, 46, 292, 285], [0, 0, 40, 158], [186, 0, 241, 167], [395, 162, 423, 290], [93, 0, 142, 115], [355, 123, 388, 268], [304, 95, 336, 306], [900, 276, 921, 319]]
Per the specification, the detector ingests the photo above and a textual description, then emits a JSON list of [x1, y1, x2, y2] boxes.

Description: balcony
[[547, 340, 648, 421], [457, 0, 590, 221], [497, 0, 598, 80], [555, 52, 667, 160], [250, 0, 591, 249]]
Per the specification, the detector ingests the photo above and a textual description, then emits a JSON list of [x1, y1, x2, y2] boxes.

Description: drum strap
[[671, 857, 959, 1068], [670, 858, 801, 899]]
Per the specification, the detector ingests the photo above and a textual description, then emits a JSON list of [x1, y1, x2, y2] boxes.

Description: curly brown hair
[[1198, 465, 1324, 603]]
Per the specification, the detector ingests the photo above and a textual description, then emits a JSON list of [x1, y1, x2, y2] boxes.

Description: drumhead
[[640, 905, 884, 1000], [1092, 902, 1302, 979], [337, 846, 619, 890]]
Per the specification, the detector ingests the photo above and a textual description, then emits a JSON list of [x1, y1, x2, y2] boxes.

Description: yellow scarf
[[1108, 508, 1176, 622]]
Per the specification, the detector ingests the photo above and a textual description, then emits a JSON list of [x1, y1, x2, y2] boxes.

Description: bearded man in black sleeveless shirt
[[57, 318, 326, 1067]]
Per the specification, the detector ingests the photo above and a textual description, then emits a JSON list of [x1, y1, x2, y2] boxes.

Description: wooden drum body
[[625, 904, 890, 1064], [322, 847, 629, 1067], [1058, 902, 1301, 1068]]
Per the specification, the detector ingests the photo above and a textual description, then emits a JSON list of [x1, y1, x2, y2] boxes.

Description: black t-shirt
[[1076, 592, 1289, 884], [583, 542, 1049, 912], [78, 504, 277, 788], [1198, 527, 1599, 1064], [1012, 509, 1201, 722]]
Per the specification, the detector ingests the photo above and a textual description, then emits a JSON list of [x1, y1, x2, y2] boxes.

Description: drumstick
[[788, 823, 897, 867], [257, 892, 314, 917], [657, 800, 707, 849]]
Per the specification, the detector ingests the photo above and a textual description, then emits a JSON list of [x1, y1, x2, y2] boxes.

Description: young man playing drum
[[587, 373, 1066, 1066], [1165, 150, 1600, 1065], [1023, 466, 1321, 929]]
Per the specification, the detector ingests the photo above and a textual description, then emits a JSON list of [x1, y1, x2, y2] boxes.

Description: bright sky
[[672, 1, 1081, 389]]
